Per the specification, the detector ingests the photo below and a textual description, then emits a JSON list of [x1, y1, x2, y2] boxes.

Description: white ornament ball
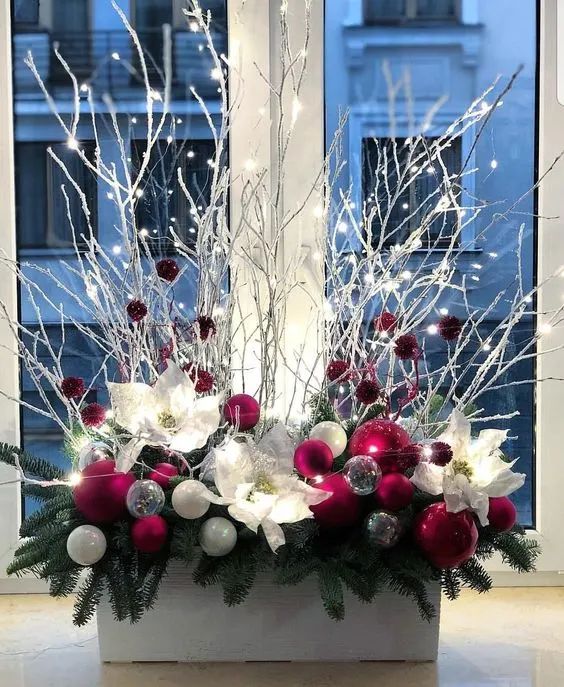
[[66, 525, 107, 566], [199, 517, 237, 557], [309, 421, 348, 458], [172, 480, 211, 520]]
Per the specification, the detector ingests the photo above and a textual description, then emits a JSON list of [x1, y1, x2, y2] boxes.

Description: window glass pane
[[12, 0, 228, 516], [325, 2, 537, 526]]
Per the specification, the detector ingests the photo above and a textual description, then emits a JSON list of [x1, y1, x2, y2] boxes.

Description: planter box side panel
[[97, 567, 441, 662]]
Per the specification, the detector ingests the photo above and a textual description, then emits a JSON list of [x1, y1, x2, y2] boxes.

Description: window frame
[[1, 0, 564, 590], [15, 140, 99, 252]]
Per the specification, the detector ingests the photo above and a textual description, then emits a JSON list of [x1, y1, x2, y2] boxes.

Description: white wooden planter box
[[97, 564, 440, 662]]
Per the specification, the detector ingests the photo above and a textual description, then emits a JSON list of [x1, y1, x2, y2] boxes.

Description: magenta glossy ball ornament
[[223, 394, 260, 431], [73, 459, 136, 524], [310, 473, 362, 529], [148, 462, 179, 489], [413, 502, 478, 569], [348, 419, 411, 459], [294, 439, 334, 478], [487, 497, 517, 532], [375, 473, 414, 512], [131, 515, 169, 553]]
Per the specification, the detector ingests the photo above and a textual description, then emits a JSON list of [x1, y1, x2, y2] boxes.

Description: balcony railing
[[364, 0, 460, 25], [13, 28, 227, 100]]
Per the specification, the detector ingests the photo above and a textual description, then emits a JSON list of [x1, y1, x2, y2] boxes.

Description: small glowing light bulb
[[210, 67, 222, 81], [69, 472, 82, 486], [439, 307, 449, 316], [111, 52, 120, 61], [112, 245, 121, 255], [66, 136, 79, 150], [427, 324, 439, 335], [490, 159, 498, 169]]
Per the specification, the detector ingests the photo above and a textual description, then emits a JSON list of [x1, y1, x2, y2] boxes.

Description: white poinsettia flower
[[202, 423, 330, 552], [107, 362, 222, 472], [411, 410, 525, 526]]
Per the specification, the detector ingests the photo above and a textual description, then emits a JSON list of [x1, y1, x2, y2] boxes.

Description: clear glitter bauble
[[78, 441, 114, 470], [343, 455, 382, 495], [126, 479, 165, 518], [365, 511, 402, 548]]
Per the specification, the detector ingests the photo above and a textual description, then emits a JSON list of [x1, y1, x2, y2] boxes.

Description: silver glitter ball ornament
[[78, 441, 114, 470], [126, 479, 165, 518], [365, 511, 402, 548], [343, 455, 382, 495]]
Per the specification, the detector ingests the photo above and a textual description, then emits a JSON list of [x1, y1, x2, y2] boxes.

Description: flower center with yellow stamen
[[157, 410, 177, 430], [253, 475, 276, 495], [451, 458, 474, 480]]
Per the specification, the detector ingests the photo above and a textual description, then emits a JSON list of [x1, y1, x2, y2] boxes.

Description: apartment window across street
[[131, 138, 218, 250], [364, 0, 459, 23], [15, 141, 98, 249], [362, 136, 462, 248]]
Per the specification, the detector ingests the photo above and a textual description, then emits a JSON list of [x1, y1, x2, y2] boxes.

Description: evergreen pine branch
[[0, 443, 67, 481], [21, 484, 64, 503], [441, 568, 461, 601], [19, 491, 77, 538], [193, 553, 225, 587], [334, 561, 378, 603], [219, 544, 258, 606], [317, 563, 345, 621], [169, 520, 199, 565], [494, 531, 540, 573], [141, 558, 169, 611], [73, 567, 105, 626], [457, 558, 493, 593], [49, 567, 81, 597]]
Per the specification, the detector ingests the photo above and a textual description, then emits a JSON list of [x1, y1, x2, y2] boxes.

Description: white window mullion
[[0, 0, 23, 585]]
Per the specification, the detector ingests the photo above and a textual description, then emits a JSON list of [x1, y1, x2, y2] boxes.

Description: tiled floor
[[1, 588, 564, 686]]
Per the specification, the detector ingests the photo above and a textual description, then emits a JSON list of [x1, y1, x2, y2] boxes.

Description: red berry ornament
[[61, 376, 85, 399], [430, 441, 453, 467], [73, 459, 136, 524], [487, 496, 517, 532], [413, 502, 478, 569], [310, 473, 362, 528], [374, 311, 397, 334], [184, 364, 215, 393], [156, 258, 180, 282], [355, 379, 380, 405], [326, 359, 351, 382], [349, 419, 410, 459], [80, 402, 106, 428], [224, 394, 260, 431], [394, 334, 420, 361], [438, 315, 463, 342], [131, 515, 168, 553], [195, 315, 216, 341], [148, 462, 179, 489], [127, 299, 148, 323], [294, 439, 334, 478], [375, 473, 414, 511]]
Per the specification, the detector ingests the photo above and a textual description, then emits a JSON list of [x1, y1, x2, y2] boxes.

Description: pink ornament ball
[[413, 502, 478, 569], [73, 460, 136, 524], [488, 497, 517, 532], [294, 439, 334, 478], [148, 462, 179, 489], [375, 473, 414, 512], [131, 515, 169, 553], [348, 419, 410, 459], [223, 394, 260, 431], [310, 473, 362, 528]]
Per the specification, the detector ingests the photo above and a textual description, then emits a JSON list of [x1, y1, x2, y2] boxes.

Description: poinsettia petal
[[107, 382, 155, 434], [444, 474, 489, 526], [439, 410, 471, 455], [153, 361, 195, 416], [180, 479, 232, 506], [228, 502, 261, 532], [260, 518, 286, 552], [482, 467, 526, 497], [471, 429, 508, 458], [115, 437, 145, 473], [269, 492, 313, 523], [214, 440, 254, 498], [410, 462, 445, 495], [258, 423, 296, 473]]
